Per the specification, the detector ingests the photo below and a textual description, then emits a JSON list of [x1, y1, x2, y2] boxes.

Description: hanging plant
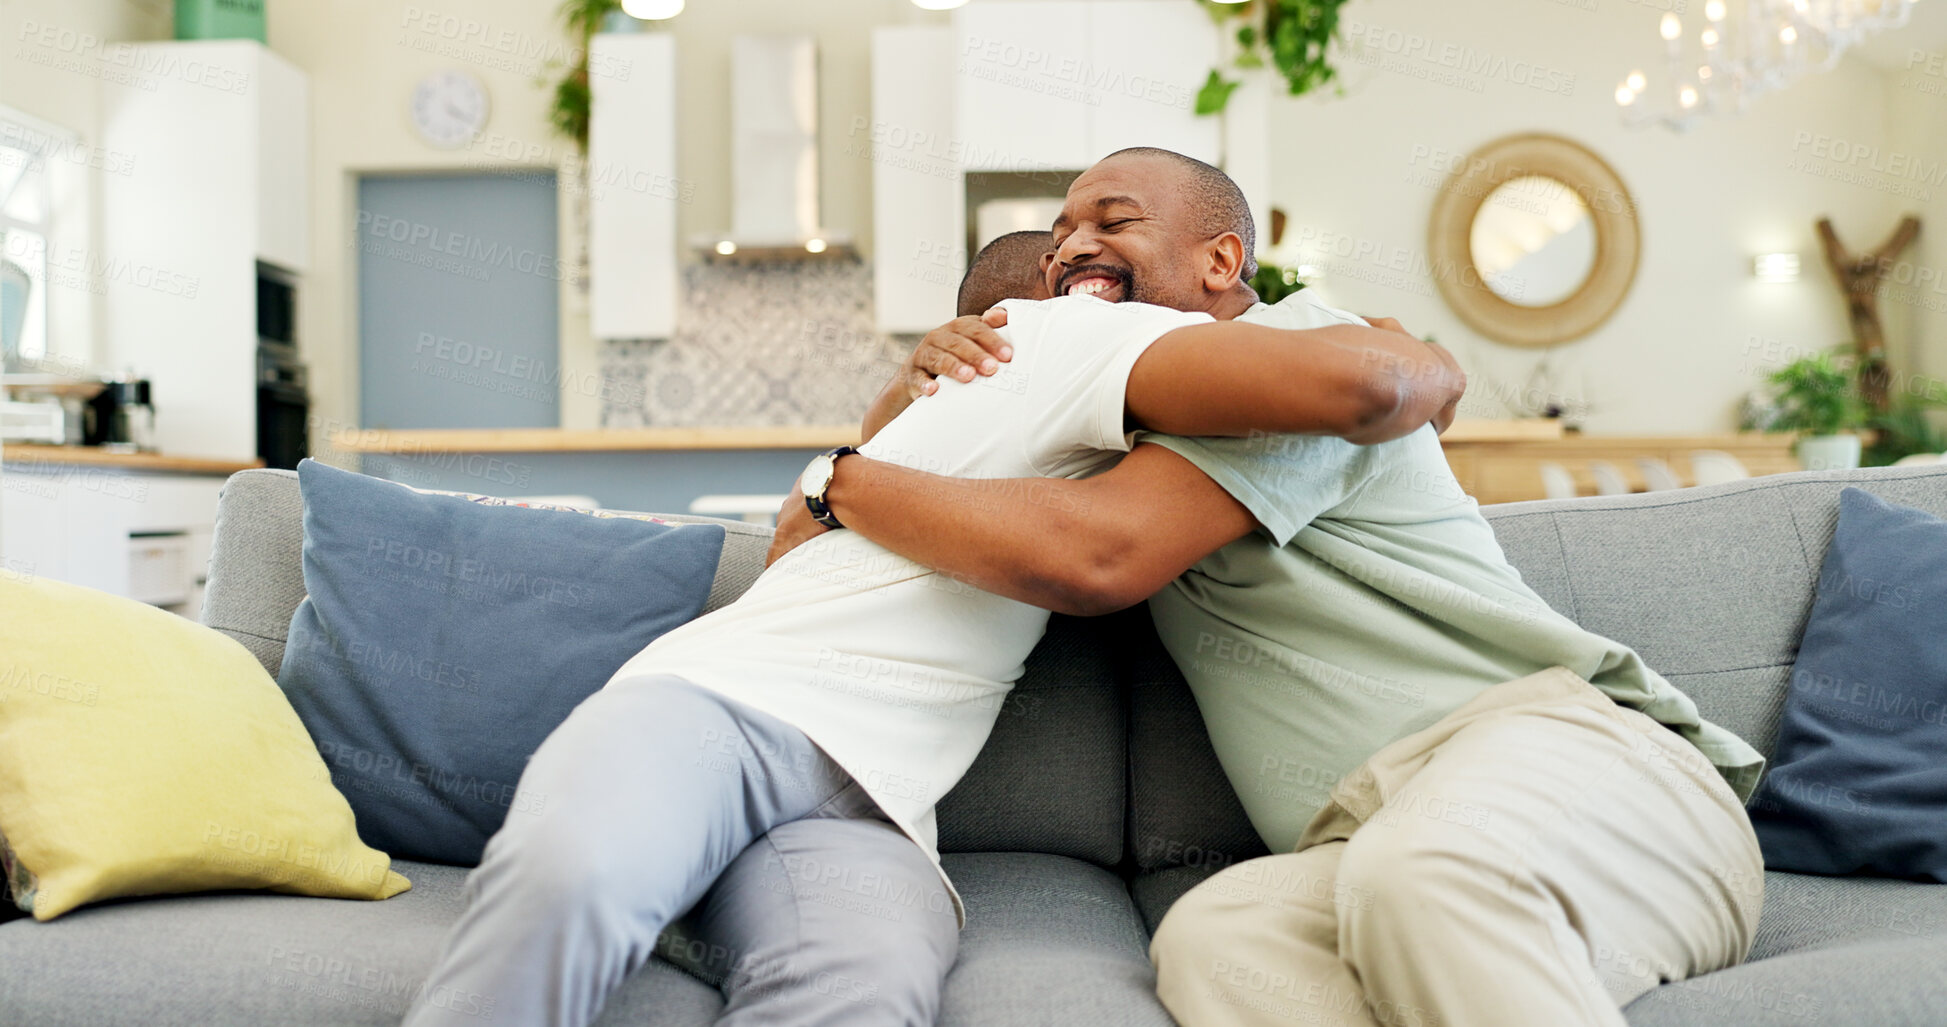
[[549, 0, 623, 151], [1196, 0, 1353, 116]]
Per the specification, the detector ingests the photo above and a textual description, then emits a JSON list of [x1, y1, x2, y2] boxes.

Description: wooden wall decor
[[1816, 215, 1922, 410]]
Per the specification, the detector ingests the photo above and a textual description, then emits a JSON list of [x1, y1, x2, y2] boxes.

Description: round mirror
[[1468, 176, 1596, 307], [1429, 134, 1639, 347]]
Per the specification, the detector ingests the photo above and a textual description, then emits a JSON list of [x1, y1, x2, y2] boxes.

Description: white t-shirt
[[604, 295, 1211, 920]]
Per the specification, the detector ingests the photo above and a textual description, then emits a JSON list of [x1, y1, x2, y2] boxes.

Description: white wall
[[0, 0, 172, 372], [1260, 0, 1922, 434], [1883, 51, 1947, 406]]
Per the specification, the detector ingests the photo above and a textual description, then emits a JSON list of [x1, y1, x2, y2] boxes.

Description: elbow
[[1037, 526, 1152, 617], [1049, 566, 1147, 617], [1339, 374, 1410, 441]]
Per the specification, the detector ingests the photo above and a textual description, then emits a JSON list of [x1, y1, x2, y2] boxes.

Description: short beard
[[1056, 264, 1141, 304]]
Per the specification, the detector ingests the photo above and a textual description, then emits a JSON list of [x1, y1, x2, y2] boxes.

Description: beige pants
[[1151, 667, 1763, 1027]]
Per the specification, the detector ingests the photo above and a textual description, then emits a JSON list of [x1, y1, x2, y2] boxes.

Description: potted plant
[[1760, 350, 1871, 470]]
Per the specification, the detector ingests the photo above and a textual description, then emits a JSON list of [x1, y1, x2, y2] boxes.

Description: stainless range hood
[[697, 34, 853, 261]]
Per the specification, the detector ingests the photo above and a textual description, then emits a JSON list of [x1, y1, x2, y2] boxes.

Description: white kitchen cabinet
[[588, 33, 679, 340], [954, 2, 1094, 173], [0, 462, 227, 621], [100, 41, 310, 463], [953, 1, 1218, 173], [872, 27, 965, 334]]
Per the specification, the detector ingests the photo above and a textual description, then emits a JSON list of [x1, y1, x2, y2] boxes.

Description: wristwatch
[[798, 446, 857, 529]]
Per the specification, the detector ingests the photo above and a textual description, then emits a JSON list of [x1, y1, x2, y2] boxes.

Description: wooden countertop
[[332, 426, 863, 453], [331, 420, 1570, 454], [2, 445, 264, 476]]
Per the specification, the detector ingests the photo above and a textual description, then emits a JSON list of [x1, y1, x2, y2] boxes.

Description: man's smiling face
[[1045, 152, 1226, 314]]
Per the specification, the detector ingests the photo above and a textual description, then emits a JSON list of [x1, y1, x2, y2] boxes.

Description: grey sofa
[[6, 464, 1947, 1026]]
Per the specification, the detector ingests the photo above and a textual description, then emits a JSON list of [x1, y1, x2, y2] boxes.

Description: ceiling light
[[1705, 0, 1727, 21], [622, 0, 685, 19], [1780, 24, 1799, 45], [715, 240, 737, 256], [1679, 84, 1699, 108], [804, 238, 828, 254], [1701, 27, 1721, 48], [1661, 13, 1684, 41], [1616, 84, 1638, 106], [1626, 70, 1647, 92], [910, 0, 971, 10]]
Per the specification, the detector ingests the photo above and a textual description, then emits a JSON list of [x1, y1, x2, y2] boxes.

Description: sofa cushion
[[202, 468, 774, 679], [0, 852, 1172, 1027], [1623, 932, 1947, 1026], [281, 460, 724, 866], [937, 614, 1127, 867], [0, 857, 723, 1027], [1128, 864, 1220, 935], [939, 852, 1176, 1027], [1479, 466, 1947, 761], [0, 573, 408, 921], [1746, 870, 1947, 962], [1747, 488, 1947, 879], [1120, 605, 1270, 876]]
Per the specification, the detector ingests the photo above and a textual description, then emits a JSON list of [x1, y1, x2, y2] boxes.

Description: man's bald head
[[957, 230, 1053, 316], [1099, 147, 1257, 281]]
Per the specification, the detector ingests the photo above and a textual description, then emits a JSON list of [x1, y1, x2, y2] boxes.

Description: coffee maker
[[85, 378, 156, 452]]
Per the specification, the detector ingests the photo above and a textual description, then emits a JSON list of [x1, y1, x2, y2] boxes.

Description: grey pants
[[403, 676, 960, 1027]]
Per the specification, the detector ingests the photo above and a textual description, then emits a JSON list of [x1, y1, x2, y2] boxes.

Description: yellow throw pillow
[[0, 571, 410, 920]]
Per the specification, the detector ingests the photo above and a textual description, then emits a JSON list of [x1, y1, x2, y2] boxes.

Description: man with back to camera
[[400, 178, 1463, 1024], [770, 146, 1768, 1027]]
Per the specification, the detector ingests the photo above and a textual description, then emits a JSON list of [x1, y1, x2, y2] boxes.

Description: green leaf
[[1238, 25, 1259, 48], [1196, 69, 1244, 115]]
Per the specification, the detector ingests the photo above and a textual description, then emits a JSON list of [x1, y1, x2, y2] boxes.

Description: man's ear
[[1203, 232, 1248, 292]]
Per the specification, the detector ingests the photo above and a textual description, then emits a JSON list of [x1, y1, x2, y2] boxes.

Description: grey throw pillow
[[278, 460, 724, 865]]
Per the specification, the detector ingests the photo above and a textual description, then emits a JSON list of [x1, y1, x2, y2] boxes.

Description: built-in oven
[[256, 264, 309, 470]]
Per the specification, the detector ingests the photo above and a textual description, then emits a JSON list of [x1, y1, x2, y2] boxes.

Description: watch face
[[800, 454, 835, 498], [409, 69, 490, 149]]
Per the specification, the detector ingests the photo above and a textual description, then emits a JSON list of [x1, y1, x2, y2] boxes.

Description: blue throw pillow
[[1748, 487, 1947, 879], [279, 460, 724, 865]]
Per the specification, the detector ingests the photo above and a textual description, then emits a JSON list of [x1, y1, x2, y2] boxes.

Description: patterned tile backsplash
[[601, 259, 919, 428]]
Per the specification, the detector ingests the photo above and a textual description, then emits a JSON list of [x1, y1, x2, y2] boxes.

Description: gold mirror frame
[[1428, 133, 1641, 348]]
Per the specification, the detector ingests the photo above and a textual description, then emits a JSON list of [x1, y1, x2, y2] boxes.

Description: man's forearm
[[1128, 321, 1463, 443], [818, 447, 1257, 617], [823, 458, 1109, 613]]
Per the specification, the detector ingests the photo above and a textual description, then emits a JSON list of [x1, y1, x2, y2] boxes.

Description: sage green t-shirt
[[1143, 297, 1766, 854]]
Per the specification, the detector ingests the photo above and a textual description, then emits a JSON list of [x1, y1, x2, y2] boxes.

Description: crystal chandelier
[[1615, 0, 1924, 130]]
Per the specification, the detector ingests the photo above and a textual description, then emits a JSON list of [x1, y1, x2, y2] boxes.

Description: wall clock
[[409, 69, 490, 149]]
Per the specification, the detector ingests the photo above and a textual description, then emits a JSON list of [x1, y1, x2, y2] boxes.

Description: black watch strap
[[803, 446, 856, 529]]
